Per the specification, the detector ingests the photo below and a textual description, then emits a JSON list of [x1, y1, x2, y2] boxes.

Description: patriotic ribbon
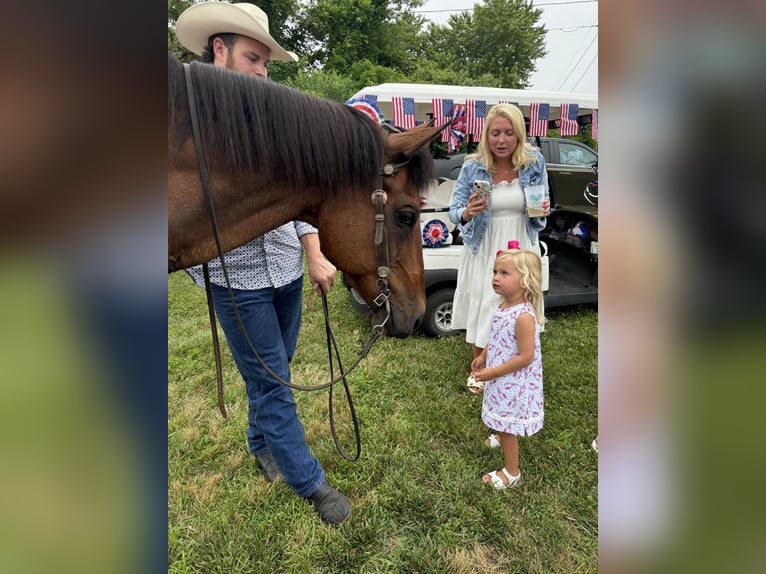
[[447, 104, 466, 153]]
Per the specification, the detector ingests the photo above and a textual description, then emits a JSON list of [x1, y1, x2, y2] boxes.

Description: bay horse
[[168, 52, 446, 337]]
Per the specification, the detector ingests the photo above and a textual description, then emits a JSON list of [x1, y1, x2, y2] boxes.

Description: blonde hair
[[495, 249, 545, 326], [467, 104, 538, 174]]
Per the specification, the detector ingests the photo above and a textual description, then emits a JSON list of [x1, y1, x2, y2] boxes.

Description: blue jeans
[[210, 279, 324, 497]]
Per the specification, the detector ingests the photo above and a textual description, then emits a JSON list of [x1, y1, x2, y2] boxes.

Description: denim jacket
[[448, 148, 549, 255]]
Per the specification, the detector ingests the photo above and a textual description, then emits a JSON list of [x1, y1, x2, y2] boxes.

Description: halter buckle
[[371, 189, 387, 205]]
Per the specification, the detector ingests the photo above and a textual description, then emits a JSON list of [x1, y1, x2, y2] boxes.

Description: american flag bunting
[[392, 96, 416, 129], [431, 98, 453, 124], [559, 103, 579, 136], [466, 100, 487, 139], [528, 102, 549, 137], [592, 109, 598, 140], [358, 94, 377, 105], [432, 98, 454, 142]]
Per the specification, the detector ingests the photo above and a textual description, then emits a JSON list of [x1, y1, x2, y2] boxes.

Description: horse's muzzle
[[382, 311, 424, 339]]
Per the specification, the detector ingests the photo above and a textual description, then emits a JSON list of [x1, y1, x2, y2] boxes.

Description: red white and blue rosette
[[344, 97, 385, 125], [422, 219, 450, 247]]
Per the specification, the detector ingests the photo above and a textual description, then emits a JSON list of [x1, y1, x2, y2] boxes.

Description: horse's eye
[[397, 208, 418, 228]]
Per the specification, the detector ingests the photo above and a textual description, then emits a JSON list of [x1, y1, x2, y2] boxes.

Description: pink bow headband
[[496, 240, 520, 257]]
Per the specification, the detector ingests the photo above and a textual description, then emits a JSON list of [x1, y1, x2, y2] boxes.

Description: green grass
[[168, 272, 598, 573]]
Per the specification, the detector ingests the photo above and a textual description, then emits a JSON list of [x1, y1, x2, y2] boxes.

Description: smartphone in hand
[[473, 180, 491, 210]]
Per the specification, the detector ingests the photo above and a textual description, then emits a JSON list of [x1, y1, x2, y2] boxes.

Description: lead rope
[[185, 63, 227, 418], [322, 294, 361, 461], [202, 263, 227, 418]]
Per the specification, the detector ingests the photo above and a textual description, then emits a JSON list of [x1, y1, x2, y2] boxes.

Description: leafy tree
[[298, 0, 427, 81], [346, 59, 406, 91], [284, 69, 359, 100], [421, 0, 547, 88], [168, 0, 197, 62]]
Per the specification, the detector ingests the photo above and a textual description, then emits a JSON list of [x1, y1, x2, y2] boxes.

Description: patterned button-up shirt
[[186, 221, 316, 290]]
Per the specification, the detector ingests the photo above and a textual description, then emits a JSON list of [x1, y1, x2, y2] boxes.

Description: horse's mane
[[167, 52, 434, 194]]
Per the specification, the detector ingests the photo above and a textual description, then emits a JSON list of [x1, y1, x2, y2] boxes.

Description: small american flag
[[392, 96, 416, 129], [592, 109, 598, 140], [528, 102, 549, 137], [432, 98, 453, 124], [435, 99, 454, 142], [466, 100, 487, 139], [559, 103, 579, 136]]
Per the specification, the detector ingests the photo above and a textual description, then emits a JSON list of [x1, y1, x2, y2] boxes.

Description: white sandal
[[466, 374, 484, 393], [485, 434, 501, 448], [482, 467, 521, 490]]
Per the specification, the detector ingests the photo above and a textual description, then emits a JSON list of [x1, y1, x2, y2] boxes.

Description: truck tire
[[421, 288, 460, 338]]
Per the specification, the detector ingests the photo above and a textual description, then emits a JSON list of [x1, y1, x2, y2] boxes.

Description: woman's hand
[[463, 191, 488, 222]]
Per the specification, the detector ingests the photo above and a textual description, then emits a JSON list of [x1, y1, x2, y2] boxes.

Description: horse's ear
[[387, 122, 450, 158]]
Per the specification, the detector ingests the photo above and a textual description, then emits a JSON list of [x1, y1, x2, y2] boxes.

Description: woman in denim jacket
[[448, 104, 549, 392]]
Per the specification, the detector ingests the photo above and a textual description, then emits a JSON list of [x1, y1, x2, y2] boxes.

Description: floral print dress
[[481, 301, 544, 436]]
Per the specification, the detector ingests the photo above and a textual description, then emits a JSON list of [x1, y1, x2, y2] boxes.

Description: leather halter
[[182, 63, 410, 458], [368, 156, 411, 334]]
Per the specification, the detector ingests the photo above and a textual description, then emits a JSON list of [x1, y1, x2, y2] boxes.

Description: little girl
[[471, 244, 545, 489]]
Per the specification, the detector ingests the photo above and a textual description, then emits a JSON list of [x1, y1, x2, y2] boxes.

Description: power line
[[414, 0, 598, 13], [554, 30, 597, 91], [571, 51, 598, 91], [552, 14, 597, 89], [535, 0, 598, 5], [548, 24, 598, 32]]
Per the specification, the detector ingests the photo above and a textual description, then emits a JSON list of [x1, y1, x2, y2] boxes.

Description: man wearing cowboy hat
[[177, 2, 350, 525], [176, 1, 298, 72]]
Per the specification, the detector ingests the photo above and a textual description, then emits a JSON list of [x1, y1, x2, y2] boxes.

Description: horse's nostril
[[413, 314, 424, 331]]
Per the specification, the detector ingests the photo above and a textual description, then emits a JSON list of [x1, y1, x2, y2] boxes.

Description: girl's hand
[[473, 367, 491, 382], [542, 199, 551, 215], [470, 355, 486, 373]]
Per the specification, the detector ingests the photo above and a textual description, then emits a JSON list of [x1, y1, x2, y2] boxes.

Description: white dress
[[451, 179, 541, 348]]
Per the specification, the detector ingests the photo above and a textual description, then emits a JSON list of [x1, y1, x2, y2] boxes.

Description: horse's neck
[[168, 170, 322, 270]]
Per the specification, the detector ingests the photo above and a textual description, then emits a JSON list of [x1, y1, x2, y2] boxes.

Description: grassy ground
[[168, 272, 598, 573]]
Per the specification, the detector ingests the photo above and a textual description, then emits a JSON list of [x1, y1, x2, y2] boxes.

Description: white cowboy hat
[[176, 2, 298, 62]]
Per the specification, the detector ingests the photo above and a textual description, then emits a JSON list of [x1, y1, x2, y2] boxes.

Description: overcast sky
[[415, 0, 598, 95]]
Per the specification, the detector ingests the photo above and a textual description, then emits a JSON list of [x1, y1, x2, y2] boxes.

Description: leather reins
[[183, 63, 409, 460]]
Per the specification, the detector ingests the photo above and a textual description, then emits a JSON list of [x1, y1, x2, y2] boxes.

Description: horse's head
[[318, 122, 448, 338]]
